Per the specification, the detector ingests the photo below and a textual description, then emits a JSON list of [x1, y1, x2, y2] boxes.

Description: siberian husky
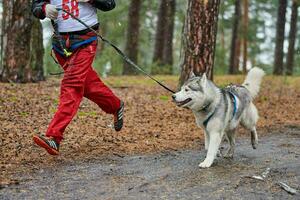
[[172, 67, 265, 168]]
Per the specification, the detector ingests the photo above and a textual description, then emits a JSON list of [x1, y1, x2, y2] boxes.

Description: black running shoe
[[114, 101, 124, 132], [33, 135, 59, 155]]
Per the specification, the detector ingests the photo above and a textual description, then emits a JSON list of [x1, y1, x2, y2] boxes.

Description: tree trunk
[[162, 0, 176, 66], [235, 37, 241, 71], [179, 0, 220, 86], [153, 0, 168, 65], [30, 18, 45, 82], [123, 0, 141, 75], [0, 14, 3, 71], [229, 0, 241, 74], [273, 0, 287, 75], [0, 9, 3, 70], [1, 0, 13, 74], [1, 0, 33, 82], [96, 21, 108, 58], [219, 1, 225, 51], [242, 0, 248, 73], [286, 0, 299, 75]]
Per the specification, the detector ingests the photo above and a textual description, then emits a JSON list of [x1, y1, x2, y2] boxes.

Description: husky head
[[172, 71, 215, 111]]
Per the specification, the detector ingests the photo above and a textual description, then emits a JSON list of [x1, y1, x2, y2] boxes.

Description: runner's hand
[[45, 4, 58, 20]]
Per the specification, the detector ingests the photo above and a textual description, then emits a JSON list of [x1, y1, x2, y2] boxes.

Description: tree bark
[[229, 0, 241, 74], [1, 0, 33, 82], [123, 0, 142, 75], [153, 0, 168, 65], [162, 0, 176, 66], [235, 37, 241, 71], [0, 9, 3, 70], [179, 0, 220, 86], [273, 0, 287, 75], [286, 0, 299, 75], [1, 0, 13, 74], [30, 18, 45, 82], [242, 0, 248, 73], [219, 1, 225, 51]]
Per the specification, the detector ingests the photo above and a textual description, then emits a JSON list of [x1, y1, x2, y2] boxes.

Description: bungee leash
[[54, 8, 175, 94]]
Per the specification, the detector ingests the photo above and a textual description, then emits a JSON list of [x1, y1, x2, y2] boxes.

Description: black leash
[[55, 8, 175, 94]]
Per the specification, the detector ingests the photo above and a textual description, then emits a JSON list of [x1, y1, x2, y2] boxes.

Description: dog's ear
[[189, 70, 196, 79], [201, 73, 207, 87]]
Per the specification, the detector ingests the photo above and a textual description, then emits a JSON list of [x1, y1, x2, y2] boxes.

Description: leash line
[[55, 8, 175, 94]]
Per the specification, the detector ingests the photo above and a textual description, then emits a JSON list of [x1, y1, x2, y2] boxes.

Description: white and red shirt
[[51, 0, 98, 32]]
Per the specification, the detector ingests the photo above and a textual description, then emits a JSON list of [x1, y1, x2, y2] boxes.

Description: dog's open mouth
[[175, 98, 192, 107]]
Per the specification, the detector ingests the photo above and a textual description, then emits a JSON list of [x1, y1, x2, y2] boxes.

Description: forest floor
[[1, 75, 300, 195]]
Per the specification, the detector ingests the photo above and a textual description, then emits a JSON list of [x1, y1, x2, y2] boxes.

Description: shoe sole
[[33, 135, 59, 156]]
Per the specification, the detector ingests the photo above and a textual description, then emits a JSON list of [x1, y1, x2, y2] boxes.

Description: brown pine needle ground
[[1, 75, 300, 182]]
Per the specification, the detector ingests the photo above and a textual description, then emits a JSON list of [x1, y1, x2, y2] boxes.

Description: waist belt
[[52, 31, 98, 57]]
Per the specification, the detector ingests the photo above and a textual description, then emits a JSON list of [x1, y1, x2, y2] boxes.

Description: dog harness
[[228, 91, 238, 117], [203, 89, 238, 127]]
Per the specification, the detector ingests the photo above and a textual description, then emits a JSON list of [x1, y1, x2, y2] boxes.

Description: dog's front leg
[[204, 131, 209, 151], [199, 132, 222, 168]]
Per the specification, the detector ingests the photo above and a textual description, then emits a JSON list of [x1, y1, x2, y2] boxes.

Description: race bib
[[51, 0, 98, 32]]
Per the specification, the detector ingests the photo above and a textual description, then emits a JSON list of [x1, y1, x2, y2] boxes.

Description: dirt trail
[[1, 128, 299, 200]]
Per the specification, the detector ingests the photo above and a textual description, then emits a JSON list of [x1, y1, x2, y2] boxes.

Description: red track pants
[[46, 41, 121, 143]]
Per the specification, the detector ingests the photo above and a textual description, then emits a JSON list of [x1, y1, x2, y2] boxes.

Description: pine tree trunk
[[153, 0, 168, 65], [1, 0, 13, 74], [235, 37, 241, 71], [286, 0, 298, 75], [229, 0, 241, 74], [179, 0, 220, 86], [219, 2, 225, 51], [219, 1, 226, 68], [123, 0, 141, 75], [242, 0, 248, 73], [162, 0, 176, 66], [30, 18, 45, 82], [96, 21, 107, 58], [1, 0, 33, 82], [0, 11, 3, 70], [273, 0, 287, 75]]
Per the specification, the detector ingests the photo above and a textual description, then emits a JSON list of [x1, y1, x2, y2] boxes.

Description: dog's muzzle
[[172, 95, 192, 107]]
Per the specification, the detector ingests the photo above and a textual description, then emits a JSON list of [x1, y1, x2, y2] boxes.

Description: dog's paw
[[251, 142, 258, 149], [198, 159, 213, 168]]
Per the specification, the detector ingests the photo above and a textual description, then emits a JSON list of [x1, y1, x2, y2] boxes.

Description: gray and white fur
[[172, 67, 265, 168]]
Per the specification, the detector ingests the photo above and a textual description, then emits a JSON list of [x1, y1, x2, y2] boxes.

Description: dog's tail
[[242, 67, 265, 99]]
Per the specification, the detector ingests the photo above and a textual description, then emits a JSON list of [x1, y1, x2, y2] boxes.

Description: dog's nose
[[172, 95, 176, 100]]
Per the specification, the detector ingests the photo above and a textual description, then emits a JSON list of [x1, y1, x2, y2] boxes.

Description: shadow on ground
[[1, 128, 299, 200]]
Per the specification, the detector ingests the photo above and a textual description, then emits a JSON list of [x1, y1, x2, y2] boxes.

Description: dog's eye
[[185, 88, 189, 92]]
